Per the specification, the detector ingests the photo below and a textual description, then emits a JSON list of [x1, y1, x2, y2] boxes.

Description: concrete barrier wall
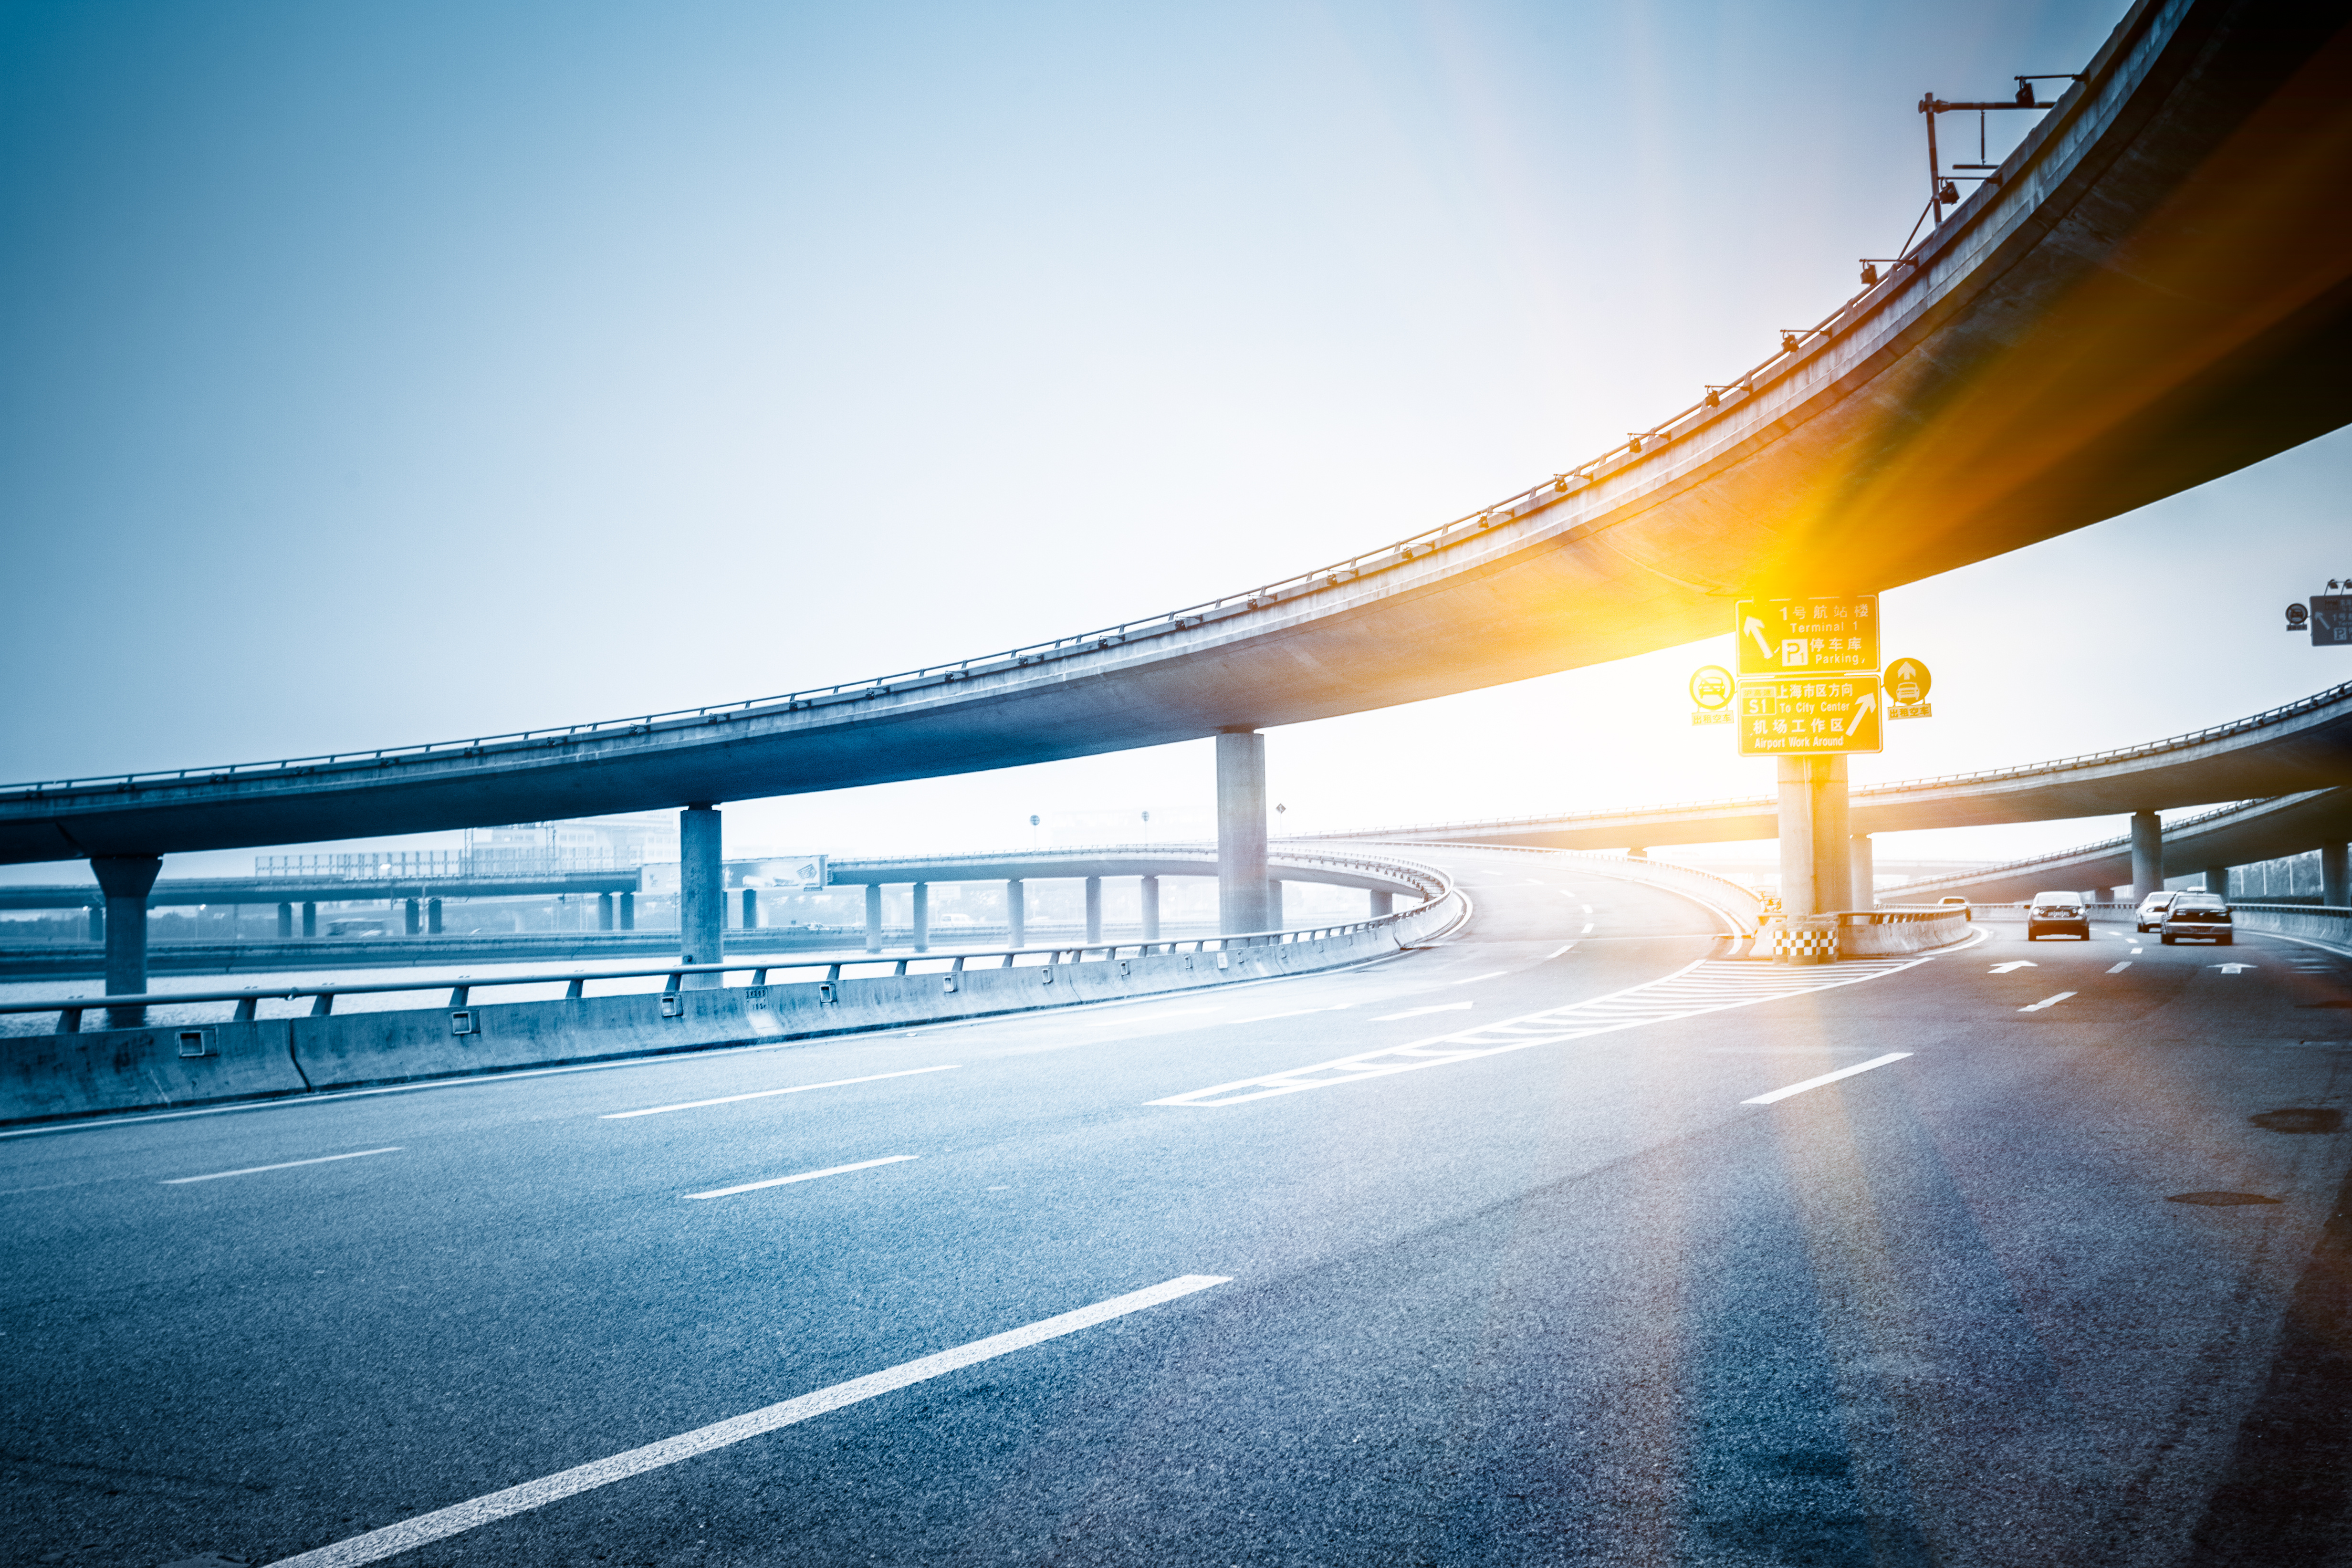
[[2, 902, 1454, 1126], [1837, 911, 1971, 957], [2230, 904, 2352, 949]]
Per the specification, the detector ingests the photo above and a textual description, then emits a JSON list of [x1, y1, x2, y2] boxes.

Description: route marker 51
[[1735, 675, 1884, 755]]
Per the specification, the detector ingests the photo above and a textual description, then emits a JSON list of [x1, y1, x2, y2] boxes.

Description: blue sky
[[2, 0, 2341, 877]]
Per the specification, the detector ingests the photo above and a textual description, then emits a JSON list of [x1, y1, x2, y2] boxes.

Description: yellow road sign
[[1735, 675, 1884, 755], [1734, 596, 1880, 677]]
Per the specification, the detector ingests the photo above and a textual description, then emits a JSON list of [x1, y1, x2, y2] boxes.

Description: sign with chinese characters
[[1884, 656, 1933, 719], [2311, 595, 2352, 646], [1735, 675, 1883, 755], [1734, 595, 1880, 677], [1689, 664, 1734, 725]]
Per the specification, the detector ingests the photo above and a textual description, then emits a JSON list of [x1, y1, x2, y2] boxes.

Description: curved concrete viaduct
[[5, 0, 2350, 867]]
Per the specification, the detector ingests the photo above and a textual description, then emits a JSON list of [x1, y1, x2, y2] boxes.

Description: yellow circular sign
[[1689, 664, 1733, 710], [1886, 657, 1933, 704]]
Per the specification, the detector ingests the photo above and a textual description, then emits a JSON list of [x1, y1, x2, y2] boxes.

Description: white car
[[2135, 890, 2180, 932]]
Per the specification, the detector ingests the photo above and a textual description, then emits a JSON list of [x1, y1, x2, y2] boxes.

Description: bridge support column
[[1271, 880, 1286, 930], [742, 889, 759, 930], [302, 902, 316, 939], [679, 804, 723, 987], [913, 884, 930, 951], [1006, 880, 1026, 948], [1776, 757, 1850, 919], [1369, 889, 1393, 918], [428, 898, 443, 935], [2323, 842, 2349, 907], [277, 902, 293, 941], [2131, 811, 2164, 900], [619, 891, 635, 930], [1849, 835, 1874, 910], [1140, 877, 1160, 941], [91, 855, 161, 1026], [864, 885, 883, 953], [1084, 878, 1102, 945], [598, 892, 614, 931], [88, 904, 103, 942], [1216, 729, 1270, 935], [405, 898, 421, 937], [2206, 865, 2230, 899]]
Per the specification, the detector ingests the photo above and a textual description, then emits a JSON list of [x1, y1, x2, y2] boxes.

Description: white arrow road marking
[[2018, 992, 2076, 1012], [1844, 690, 1878, 736], [1989, 961, 2038, 973], [2214, 964, 2257, 974], [1746, 616, 1775, 660], [1743, 1052, 1912, 1105], [1372, 1002, 1474, 1021], [260, 1275, 1231, 1568]]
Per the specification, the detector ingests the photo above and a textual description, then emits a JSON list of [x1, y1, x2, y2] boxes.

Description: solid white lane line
[[603, 1066, 960, 1120], [260, 1275, 1231, 1568], [1083, 1007, 1223, 1027], [1233, 1004, 1351, 1024], [684, 1155, 917, 1201], [2107, 962, 2132, 974], [1743, 1053, 1911, 1106], [1372, 1002, 1473, 1021], [1450, 971, 1508, 985], [2018, 992, 2076, 1012], [161, 1147, 402, 1185], [1545, 944, 1577, 959]]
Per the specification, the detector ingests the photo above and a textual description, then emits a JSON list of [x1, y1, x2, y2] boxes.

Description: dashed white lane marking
[[260, 1275, 1230, 1568], [1581, 922, 1596, 934], [2018, 992, 2076, 1012], [2107, 962, 2132, 974], [1373, 1002, 1474, 1021], [1450, 970, 1508, 985], [161, 1147, 402, 1185], [2130, 946, 2144, 954], [684, 1155, 917, 1200], [1581, 904, 1594, 914], [1234, 1004, 1353, 1024], [1151, 956, 1934, 1107], [603, 1066, 961, 1119], [1083, 1006, 1224, 1027], [1743, 1052, 1912, 1106], [1546, 944, 1577, 959]]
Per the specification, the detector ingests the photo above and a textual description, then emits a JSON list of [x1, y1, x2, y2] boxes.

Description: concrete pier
[[1006, 880, 1025, 948], [679, 804, 724, 987], [91, 855, 162, 1025], [1271, 880, 1285, 931], [302, 901, 317, 939], [598, 892, 614, 931], [1140, 876, 1160, 940], [1850, 834, 1875, 910], [2206, 865, 2230, 899], [865, 885, 883, 953], [427, 898, 443, 935], [277, 902, 293, 940], [404, 898, 421, 937], [913, 883, 930, 951], [1369, 889, 1392, 918], [619, 892, 635, 930], [2324, 842, 2349, 907], [1217, 729, 1270, 935], [1085, 877, 1102, 944], [1776, 757, 1851, 917], [741, 888, 758, 930], [88, 905, 103, 942], [2131, 811, 2164, 899]]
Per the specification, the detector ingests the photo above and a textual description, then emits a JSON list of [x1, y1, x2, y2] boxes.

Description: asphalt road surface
[[5, 847, 2349, 1568]]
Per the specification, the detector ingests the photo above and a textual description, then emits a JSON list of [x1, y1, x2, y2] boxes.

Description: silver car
[[2160, 897, 2233, 945], [2027, 891, 2090, 940], [2135, 890, 2179, 932]]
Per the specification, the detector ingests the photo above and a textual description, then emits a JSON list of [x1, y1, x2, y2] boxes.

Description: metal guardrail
[[5, 864, 1463, 1034], [0, 39, 2127, 805]]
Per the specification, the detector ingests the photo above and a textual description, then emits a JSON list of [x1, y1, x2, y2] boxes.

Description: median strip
[[260, 1275, 1231, 1568]]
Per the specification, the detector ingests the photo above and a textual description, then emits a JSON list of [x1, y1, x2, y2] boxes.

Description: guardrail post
[[2131, 811, 2164, 900], [91, 855, 162, 1027], [679, 804, 723, 988], [1216, 729, 1271, 934], [1139, 875, 1159, 940], [1084, 877, 1102, 944]]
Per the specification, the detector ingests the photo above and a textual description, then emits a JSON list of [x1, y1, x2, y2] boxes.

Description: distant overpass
[[4, 0, 2349, 870]]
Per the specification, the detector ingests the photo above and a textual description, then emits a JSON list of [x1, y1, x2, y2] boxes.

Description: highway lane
[[3, 850, 2349, 1567]]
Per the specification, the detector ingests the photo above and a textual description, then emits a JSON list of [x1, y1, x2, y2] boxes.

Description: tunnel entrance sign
[[1734, 595, 1879, 677], [1735, 675, 1884, 755], [1885, 657, 1933, 719], [1689, 665, 1734, 725]]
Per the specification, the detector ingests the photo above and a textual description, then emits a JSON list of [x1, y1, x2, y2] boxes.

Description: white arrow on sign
[[1989, 961, 2038, 973], [1745, 616, 1775, 661], [1844, 689, 1878, 737], [2213, 963, 2257, 974]]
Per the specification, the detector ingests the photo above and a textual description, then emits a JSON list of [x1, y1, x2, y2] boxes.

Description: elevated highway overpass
[[4, 0, 2350, 880]]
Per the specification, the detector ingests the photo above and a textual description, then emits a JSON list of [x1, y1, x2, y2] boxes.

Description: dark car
[[2160, 897, 2233, 945], [2027, 891, 2090, 940]]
